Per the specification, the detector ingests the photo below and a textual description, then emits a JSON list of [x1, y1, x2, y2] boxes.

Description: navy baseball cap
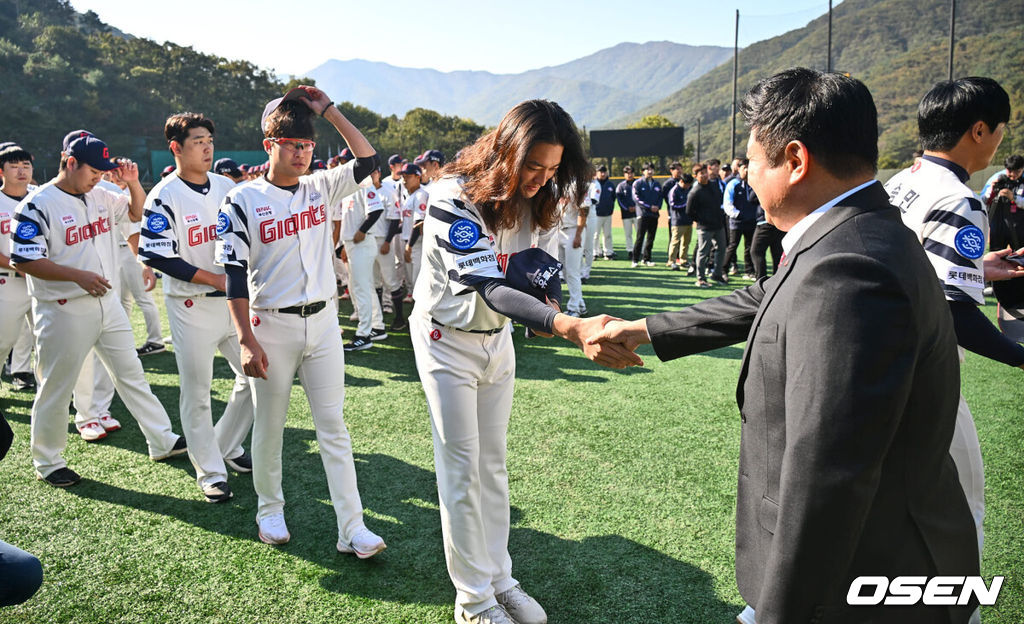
[[261, 86, 316, 133], [422, 149, 444, 165], [66, 136, 118, 171], [387, 154, 403, 166], [161, 165, 176, 177], [214, 157, 242, 176], [311, 159, 327, 170], [399, 163, 422, 176], [62, 129, 94, 152], [504, 248, 563, 305], [338, 148, 353, 161]]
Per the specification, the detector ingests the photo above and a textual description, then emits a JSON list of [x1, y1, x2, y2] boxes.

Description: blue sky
[[69, 1, 838, 76]]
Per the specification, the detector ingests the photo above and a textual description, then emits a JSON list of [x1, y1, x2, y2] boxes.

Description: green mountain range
[[615, 0, 1024, 167]]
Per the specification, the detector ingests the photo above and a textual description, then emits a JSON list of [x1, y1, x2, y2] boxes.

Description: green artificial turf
[[0, 229, 1020, 623]]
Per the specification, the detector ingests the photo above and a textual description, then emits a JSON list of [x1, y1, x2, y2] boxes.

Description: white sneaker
[[98, 414, 121, 432], [77, 421, 107, 442], [496, 584, 547, 624], [337, 526, 386, 559], [455, 605, 517, 624], [736, 605, 756, 624], [349, 311, 359, 321], [631, 261, 639, 268], [257, 513, 290, 544]]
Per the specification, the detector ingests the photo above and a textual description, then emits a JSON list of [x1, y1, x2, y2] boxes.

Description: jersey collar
[[921, 154, 970, 184]]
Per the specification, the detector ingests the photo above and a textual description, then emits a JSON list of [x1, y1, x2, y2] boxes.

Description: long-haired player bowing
[[410, 100, 641, 624]]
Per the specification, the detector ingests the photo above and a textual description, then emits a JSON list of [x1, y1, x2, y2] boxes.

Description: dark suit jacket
[[647, 183, 978, 624]]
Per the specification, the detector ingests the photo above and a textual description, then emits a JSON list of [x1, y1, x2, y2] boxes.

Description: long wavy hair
[[445, 100, 592, 233]]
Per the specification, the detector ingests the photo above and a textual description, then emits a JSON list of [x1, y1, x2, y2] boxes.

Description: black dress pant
[[750, 223, 784, 279], [633, 215, 659, 262], [724, 223, 756, 273]]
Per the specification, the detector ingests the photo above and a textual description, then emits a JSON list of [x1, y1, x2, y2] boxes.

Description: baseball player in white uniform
[[215, 86, 385, 555], [380, 154, 409, 305], [340, 171, 387, 351], [138, 112, 256, 503], [884, 77, 1024, 562], [10, 135, 185, 487], [0, 145, 36, 395], [557, 195, 587, 316], [401, 163, 429, 290], [580, 177, 599, 280], [411, 100, 640, 624]]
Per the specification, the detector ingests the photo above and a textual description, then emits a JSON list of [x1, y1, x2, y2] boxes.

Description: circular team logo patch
[[953, 225, 985, 260], [430, 328, 442, 341], [146, 214, 168, 233], [57, 299, 67, 305], [367, 191, 375, 199], [15, 221, 38, 239], [216, 212, 230, 235], [448, 218, 480, 251], [251, 315, 260, 327], [0, 278, 5, 285], [184, 299, 194, 308]]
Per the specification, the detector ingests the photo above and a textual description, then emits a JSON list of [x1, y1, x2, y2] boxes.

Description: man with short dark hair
[[981, 153, 1024, 208], [615, 165, 637, 259], [722, 158, 758, 278], [630, 162, 661, 267], [138, 112, 255, 503], [592, 165, 616, 260], [216, 87, 386, 554], [686, 163, 727, 287], [0, 145, 37, 394], [591, 68, 979, 624], [885, 77, 1024, 569]]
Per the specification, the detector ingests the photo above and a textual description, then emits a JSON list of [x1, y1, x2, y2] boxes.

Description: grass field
[[1, 230, 1021, 624]]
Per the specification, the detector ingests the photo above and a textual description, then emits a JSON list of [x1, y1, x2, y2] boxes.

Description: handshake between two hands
[[554, 314, 651, 370]]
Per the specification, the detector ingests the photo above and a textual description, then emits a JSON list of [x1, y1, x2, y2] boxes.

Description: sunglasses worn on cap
[[267, 138, 316, 153]]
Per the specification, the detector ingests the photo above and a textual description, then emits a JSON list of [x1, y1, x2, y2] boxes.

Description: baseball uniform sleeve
[[723, 178, 740, 219], [10, 201, 49, 263], [919, 195, 987, 304], [425, 200, 504, 287], [215, 196, 250, 268], [324, 160, 359, 208], [139, 194, 181, 261]]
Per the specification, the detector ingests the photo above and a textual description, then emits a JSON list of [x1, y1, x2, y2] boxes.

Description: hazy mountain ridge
[[304, 41, 734, 127]]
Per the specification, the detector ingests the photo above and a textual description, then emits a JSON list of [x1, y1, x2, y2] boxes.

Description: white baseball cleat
[[77, 421, 107, 442], [257, 513, 290, 544], [98, 414, 121, 432], [495, 584, 547, 624], [455, 605, 517, 624], [736, 605, 756, 624], [337, 526, 386, 559]]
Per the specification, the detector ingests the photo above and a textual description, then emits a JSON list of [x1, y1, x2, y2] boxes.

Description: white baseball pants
[[950, 393, 985, 555], [344, 236, 384, 338], [559, 228, 585, 315], [593, 215, 613, 258], [374, 239, 401, 295], [411, 314, 518, 616], [166, 295, 252, 489], [0, 275, 32, 375], [248, 303, 366, 542], [30, 295, 179, 477], [117, 245, 162, 345], [581, 210, 597, 279], [622, 216, 636, 256]]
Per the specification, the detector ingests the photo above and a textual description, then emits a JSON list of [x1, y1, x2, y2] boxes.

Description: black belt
[[431, 317, 505, 335], [0, 272, 23, 278], [206, 291, 226, 298], [277, 301, 327, 317]]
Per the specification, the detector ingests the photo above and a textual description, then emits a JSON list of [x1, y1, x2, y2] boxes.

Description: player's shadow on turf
[[66, 449, 741, 623], [320, 453, 741, 623]]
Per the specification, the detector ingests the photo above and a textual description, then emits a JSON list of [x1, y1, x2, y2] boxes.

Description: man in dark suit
[[586, 68, 979, 623]]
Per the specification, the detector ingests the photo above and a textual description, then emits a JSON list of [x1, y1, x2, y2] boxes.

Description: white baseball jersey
[[0, 187, 34, 301], [586, 179, 601, 208], [215, 161, 358, 310], [141, 173, 238, 297], [380, 176, 406, 212], [339, 182, 384, 241], [413, 176, 541, 331], [11, 181, 131, 301], [559, 199, 580, 230], [885, 157, 987, 304], [401, 188, 429, 241], [370, 183, 397, 238]]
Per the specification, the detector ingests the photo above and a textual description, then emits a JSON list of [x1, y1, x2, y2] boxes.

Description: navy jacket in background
[[724, 178, 759, 229], [616, 179, 637, 218], [594, 178, 617, 217], [668, 183, 693, 226], [632, 177, 662, 218]]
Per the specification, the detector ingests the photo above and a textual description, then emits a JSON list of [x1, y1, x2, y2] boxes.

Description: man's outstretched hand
[[553, 314, 644, 369], [585, 318, 653, 358]]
